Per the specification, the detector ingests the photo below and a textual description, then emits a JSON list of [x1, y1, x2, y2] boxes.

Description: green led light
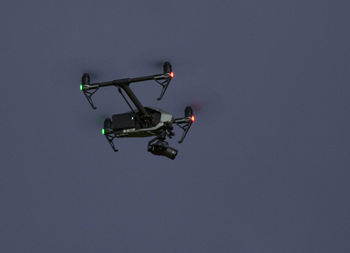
[[80, 84, 83, 91], [102, 128, 105, 135]]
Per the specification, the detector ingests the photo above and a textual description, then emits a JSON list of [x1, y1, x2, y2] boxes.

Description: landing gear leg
[[105, 134, 118, 152]]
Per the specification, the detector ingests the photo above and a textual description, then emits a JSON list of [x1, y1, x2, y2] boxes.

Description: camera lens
[[162, 147, 178, 160]]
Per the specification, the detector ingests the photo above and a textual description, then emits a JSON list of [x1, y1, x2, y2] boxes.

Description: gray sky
[[1, 0, 350, 252]]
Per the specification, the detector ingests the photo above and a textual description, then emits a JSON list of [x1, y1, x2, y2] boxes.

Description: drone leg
[[105, 134, 118, 152], [178, 123, 191, 144]]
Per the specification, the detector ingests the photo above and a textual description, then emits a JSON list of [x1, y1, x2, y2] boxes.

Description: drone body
[[80, 62, 195, 159], [105, 107, 173, 138]]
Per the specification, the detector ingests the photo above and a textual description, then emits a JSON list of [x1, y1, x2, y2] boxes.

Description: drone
[[80, 62, 195, 160]]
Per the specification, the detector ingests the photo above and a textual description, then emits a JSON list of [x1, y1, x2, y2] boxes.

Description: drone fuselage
[[111, 107, 174, 138]]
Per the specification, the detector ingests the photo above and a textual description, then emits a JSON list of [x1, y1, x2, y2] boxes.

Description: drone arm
[[81, 76, 171, 114], [125, 72, 173, 100], [81, 74, 170, 89], [80, 62, 173, 109], [81, 80, 117, 91], [128, 73, 169, 83]]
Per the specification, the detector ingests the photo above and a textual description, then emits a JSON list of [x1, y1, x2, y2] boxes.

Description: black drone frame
[[80, 62, 194, 154]]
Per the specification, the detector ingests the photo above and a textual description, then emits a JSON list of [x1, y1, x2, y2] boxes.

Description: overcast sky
[[1, 0, 350, 252]]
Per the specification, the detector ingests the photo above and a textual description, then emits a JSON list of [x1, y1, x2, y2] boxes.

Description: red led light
[[170, 72, 174, 78], [191, 115, 195, 122]]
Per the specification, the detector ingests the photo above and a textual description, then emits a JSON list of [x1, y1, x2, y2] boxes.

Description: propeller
[[151, 60, 167, 69], [79, 69, 102, 81], [93, 113, 111, 128], [79, 112, 111, 132], [179, 92, 224, 119]]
